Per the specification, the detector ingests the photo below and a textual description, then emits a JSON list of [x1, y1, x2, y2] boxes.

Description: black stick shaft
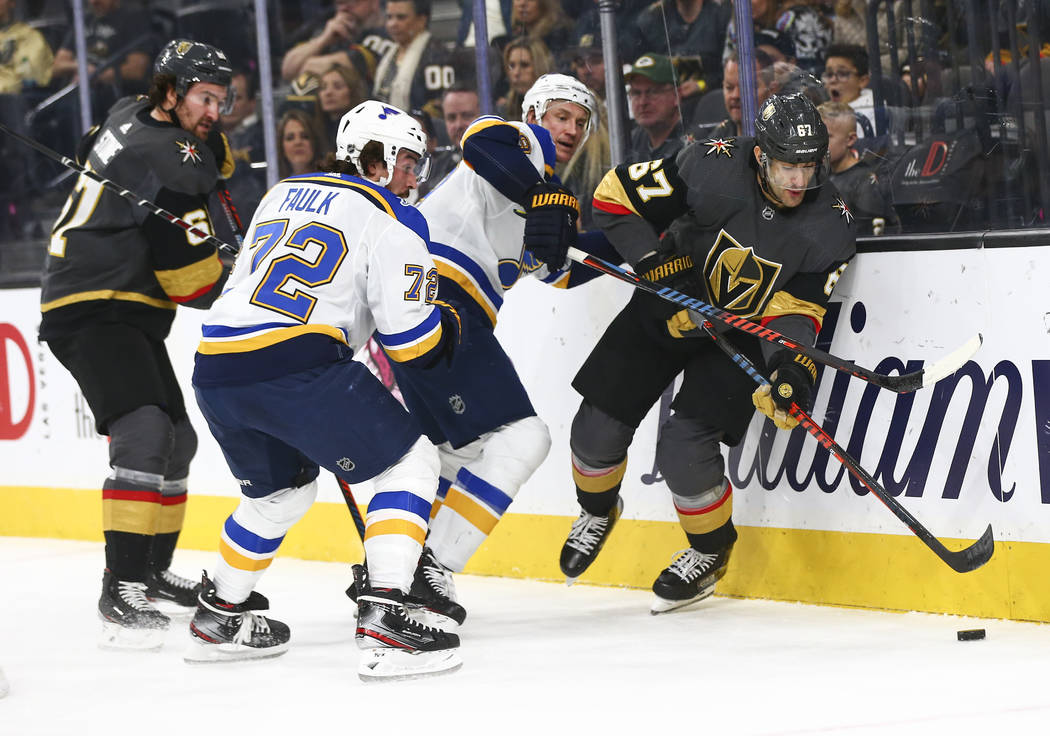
[[0, 121, 239, 256], [704, 322, 993, 573], [336, 477, 367, 542]]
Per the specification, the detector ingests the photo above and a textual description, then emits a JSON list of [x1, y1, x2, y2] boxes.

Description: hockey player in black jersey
[[561, 93, 856, 613], [39, 39, 235, 649]]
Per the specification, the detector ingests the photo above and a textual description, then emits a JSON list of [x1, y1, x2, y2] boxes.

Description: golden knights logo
[[175, 139, 202, 165], [175, 41, 194, 56], [703, 229, 782, 317], [704, 138, 735, 157], [832, 197, 854, 224]]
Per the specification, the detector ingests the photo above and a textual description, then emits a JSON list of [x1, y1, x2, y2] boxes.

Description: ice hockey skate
[[405, 547, 467, 630], [185, 573, 290, 663], [353, 564, 461, 682], [145, 567, 201, 615], [98, 569, 171, 651], [559, 496, 623, 583], [650, 545, 733, 614]]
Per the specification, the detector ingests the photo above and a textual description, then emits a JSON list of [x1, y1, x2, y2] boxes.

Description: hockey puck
[[957, 628, 986, 641]]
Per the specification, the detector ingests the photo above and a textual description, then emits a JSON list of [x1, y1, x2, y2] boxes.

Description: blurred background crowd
[[2, 0, 1050, 286]]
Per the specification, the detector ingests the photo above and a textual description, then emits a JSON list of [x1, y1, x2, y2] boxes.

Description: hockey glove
[[523, 182, 579, 270], [634, 251, 705, 333], [751, 354, 818, 430], [206, 129, 236, 179], [432, 299, 464, 368]]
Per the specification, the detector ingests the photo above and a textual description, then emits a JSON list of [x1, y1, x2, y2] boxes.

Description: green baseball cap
[[625, 53, 675, 85]]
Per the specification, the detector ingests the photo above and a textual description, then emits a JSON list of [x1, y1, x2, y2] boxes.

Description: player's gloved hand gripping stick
[[565, 246, 982, 394]]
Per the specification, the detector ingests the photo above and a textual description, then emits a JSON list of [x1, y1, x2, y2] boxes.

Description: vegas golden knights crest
[[702, 229, 782, 318]]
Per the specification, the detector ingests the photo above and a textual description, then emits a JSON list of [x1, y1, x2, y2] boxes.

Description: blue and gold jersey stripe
[[374, 306, 444, 363], [430, 241, 503, 325], [198, 323, 349, 354]]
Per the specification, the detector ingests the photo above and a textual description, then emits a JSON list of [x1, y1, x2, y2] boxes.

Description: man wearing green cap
[[626, 53, 685, 163]]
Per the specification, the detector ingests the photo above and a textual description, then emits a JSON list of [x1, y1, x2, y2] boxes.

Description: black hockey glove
[[634, 251, 705, 334], [206, 128, 236, 179], [430, 299, 464, 368], [523, 182, 579, 271], [751, 353, 818, 430]]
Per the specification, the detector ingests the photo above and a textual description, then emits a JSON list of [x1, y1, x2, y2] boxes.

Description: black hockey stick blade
[[566, 246, 982, 394], [704, 321, 994, 573]]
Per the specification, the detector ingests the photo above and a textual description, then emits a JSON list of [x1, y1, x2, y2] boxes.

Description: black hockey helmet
[[753, 92, 829, 197], [753, 92, 828, 165], [154, 39, 234, 112]]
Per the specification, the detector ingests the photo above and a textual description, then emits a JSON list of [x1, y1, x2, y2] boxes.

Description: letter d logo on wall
[[0, 323, 34, 440]]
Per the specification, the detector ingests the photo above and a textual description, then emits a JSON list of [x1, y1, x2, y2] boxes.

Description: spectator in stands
[[318, 63, 369, 142], [775, 2, 833, 76], [634, 0, 732, 90], [221, 68, 265, 220], [510, 0, 573, 52], [277, 108, 326, 179], [457, 0, 512, 46], [819, 101, 896, 235], [821, 43, 877, 139], [373, 0, 453, 117], [570, 0, 649, 64], [723, 0, 787, 64], [280, 0, 390, 84], [563, 35, 606, 100], [691, 50, 777, 139], [498, 36, 554, 120], [624, 53, 684, 162], [754, 27, 797, 65], [51, 0, 156, 118], [419, 84, 479, 196], [0, 0, 54, 93]]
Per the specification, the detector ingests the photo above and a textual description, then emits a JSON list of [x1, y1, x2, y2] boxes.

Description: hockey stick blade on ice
[[706, 323, 994, 573], [0, 121, 239, 256], [566, 246, 982, 394]]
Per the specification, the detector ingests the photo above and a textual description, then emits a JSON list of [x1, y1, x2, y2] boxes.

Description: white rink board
[[2, 244, 1047, 541]]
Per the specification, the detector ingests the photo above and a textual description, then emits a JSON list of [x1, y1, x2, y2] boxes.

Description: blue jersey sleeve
[[461, 116, 546, 205]]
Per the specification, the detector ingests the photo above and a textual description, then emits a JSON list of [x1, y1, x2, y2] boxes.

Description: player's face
[[319, 70, 353, 116], [754, 146, 817, 208], [443, 91, 480, 147], [506, 48, 537, 95], [175, 82, 229, 140], [536, 100, 590, 163], [282, 119, 315, 174], [386, 1, 426, 46], [382, 149, 422, 197]]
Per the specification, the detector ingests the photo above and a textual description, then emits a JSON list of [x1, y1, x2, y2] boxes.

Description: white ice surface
[[1, 537, 1047, 735]]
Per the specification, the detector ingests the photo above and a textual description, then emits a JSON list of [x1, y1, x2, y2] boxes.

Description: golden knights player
[[189, 101, 461, 680], [561, 93, 856, 612], [39, 39, 234, 649]]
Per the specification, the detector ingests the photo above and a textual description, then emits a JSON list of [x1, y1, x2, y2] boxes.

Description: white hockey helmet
[[335, 100, 432, 187], [521, 73, 599, 146]]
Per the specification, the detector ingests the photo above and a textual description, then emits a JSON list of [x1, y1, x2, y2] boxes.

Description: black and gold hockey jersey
[[593, 135, 856, 340], [40, 96, 226, 341]]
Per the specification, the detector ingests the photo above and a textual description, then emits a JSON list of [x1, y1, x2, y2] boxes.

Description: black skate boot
[[185, 573, 290, 663], [353, 564, 461, 681], [405, 547, 467, 629], [145, 567, 201, 612], [559, 496, 623, 583], [650, 544, 734, 614], [98, 569, 171, 651]]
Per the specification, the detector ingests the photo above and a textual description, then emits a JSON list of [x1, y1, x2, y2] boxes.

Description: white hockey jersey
[[196, 173, 446, 378], [419, 116, 568, 326]]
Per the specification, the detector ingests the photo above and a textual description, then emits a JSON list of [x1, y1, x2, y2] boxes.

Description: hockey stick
[[336, 477, 367, 542], [566, 246, 982, 394], [0, 121, 239, 256], [702, 321, 994, 573], [216, 181, 246, 248]]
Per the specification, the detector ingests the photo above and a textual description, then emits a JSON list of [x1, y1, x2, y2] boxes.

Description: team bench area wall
[[2, 234, 1048, 621]]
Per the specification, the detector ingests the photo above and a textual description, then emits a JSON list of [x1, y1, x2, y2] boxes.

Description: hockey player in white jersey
[[189, 100, 462, 680], [363, 74, 620, 628]]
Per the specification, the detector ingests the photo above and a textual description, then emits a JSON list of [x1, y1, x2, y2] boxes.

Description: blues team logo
[[518, 133, 532, 154], [704, 138, 735, 157], [175, 139, 202, 165], [832, 197, 854, 224]]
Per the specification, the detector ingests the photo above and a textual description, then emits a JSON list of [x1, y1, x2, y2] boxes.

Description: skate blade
[[649, 587, 715, 615], [404, 606, 460, 632], [357, 647, 462, 682], [183, 636, 291, 664], [98, 620, 167, 651], [564, 575, 579, 587], [148, 599, 197, 619]]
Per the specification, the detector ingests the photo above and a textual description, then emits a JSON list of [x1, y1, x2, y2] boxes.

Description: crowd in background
[[2, 0, 1050, 283]]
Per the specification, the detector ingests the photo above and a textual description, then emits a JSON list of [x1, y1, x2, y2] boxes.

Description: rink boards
[[2, 242, 1049, 621]]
